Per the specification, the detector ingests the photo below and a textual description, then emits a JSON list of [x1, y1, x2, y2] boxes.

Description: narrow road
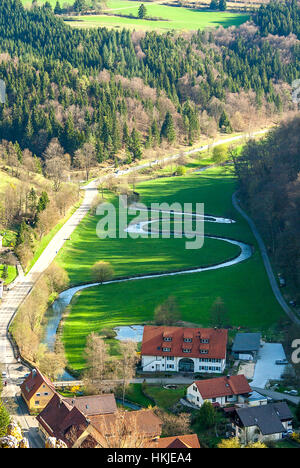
[[232, 193, 300, 326], [252, 387, 300, 405]]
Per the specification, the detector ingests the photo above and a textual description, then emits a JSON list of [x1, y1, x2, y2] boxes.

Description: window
[[36, 393, 40, 396], [182, 348, 191, 353], [167, 364, 174, 369], [44, 392, 49, 396], [162, 347, 171, 352], [201, 339, 209, 344], [35, 401, 40, 406], [164, 337, 172, 342], [183, 338, 192, 342], [166, 356, 174, 361], [200, 350, 208, 354]]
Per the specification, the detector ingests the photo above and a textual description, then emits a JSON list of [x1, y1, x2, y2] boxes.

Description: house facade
[[141, 326, 227, 374], [186, 375, 252, 408], [20, 368, 56, 412]]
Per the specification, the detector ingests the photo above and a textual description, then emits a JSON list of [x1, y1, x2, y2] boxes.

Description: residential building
[[186, 375, 252, 407], [37, 392, 162, 448], [232, 333, 261, 361], [151, 434, 200, 449], [20, 368, 56, 412], [141, 326, 227, 373], [229, 402, 293, 444]]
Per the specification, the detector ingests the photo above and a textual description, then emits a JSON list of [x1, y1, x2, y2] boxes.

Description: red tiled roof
[[37, 392, 118, 447], [20, 368, 55, 401], [153, 434, 200, 449], [141, 326, 227, 359], [194, 375, 251, 399]]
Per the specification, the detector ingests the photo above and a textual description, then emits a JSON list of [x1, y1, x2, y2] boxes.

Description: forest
[[0, 0, 298, 162], [0, 0, 299, 271], [233, 115, 300, 298]]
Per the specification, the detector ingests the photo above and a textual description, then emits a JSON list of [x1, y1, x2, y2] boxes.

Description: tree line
[[232, 116, 300, 299]]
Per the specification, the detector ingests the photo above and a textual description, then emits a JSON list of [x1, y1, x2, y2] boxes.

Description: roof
[[141, 326, 227, 360], [37, 392, 117, 447], [235, 402, 293, 435], [153, 434, 200, 449], [232, 333, 261, 353], [89, 409, 162, 440], [63, 394, 117, 416], [193, 375, 252, 399], [20, 368, 55, 401]]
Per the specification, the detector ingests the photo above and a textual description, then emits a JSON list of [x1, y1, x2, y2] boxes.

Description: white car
[[1, 371, 7, 378]]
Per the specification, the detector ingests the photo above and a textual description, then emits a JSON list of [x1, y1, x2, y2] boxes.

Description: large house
[[229, 402, 293, 444], [141, 326, 227, 373], [37, 392, 162, 448], [186, 375, 252, 408], [20, 368, 56, 412], [36, 391, 199, 448]]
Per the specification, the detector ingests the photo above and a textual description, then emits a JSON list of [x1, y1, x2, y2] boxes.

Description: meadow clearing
[[57, 165, 284, 372]]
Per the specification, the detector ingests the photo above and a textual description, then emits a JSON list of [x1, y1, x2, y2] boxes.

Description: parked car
[[275, 359, 289, 365], [289, 390, 298, 396], [279, 277, 286, 287], [1, 371, 7, 378]]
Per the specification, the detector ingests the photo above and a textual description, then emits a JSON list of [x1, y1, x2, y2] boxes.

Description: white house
[[186, 375, 252, 408], [141, 326, 227, 374]]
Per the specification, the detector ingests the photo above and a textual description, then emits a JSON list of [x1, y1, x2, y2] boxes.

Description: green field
[[22, 0, 249, 31], [58, 165, 284, 372], [67, 2, 249, 31], [0, 264, 17, 285]]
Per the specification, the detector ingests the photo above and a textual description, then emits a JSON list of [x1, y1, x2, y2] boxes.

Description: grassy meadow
[[57, 165, 285, 372], [22, 0, 249, 31]]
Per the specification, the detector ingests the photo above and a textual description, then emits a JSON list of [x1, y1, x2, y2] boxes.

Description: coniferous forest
[[0, 0, 298, 163]]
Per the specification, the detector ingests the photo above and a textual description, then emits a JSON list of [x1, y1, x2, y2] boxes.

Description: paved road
[[232, 193, 300, 326], [252, 387, 300, 405]]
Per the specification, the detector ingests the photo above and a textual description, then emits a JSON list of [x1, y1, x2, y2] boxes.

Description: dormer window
[[162, 347, 171, 352], [183, 338, 192, 343], [182, 348, 192, 353], [200, 349, 208, 354], [163, 337, 172, 342], [200, 339, 209, 344]]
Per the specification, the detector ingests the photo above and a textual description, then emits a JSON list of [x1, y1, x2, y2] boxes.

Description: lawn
[[0, 264, 17, 285], [66, 3, 249, 31], [58, 165, 285, 372]]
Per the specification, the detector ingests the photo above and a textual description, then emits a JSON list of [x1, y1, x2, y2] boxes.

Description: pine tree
[[160, 112, 176, 143], [138, 4, 147, 19]]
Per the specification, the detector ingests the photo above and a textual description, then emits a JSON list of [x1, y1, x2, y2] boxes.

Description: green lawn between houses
[[56, 165, 285, 372]]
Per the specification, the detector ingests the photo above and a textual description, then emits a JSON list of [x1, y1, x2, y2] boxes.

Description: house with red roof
[[37, 392, 163, 448], [141, 326, 227, 374], [20, 368, 56, 412], [186, 375, 252, 408]]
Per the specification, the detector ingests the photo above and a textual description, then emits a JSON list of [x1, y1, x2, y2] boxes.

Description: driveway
[[251, 343, 288, 388]]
